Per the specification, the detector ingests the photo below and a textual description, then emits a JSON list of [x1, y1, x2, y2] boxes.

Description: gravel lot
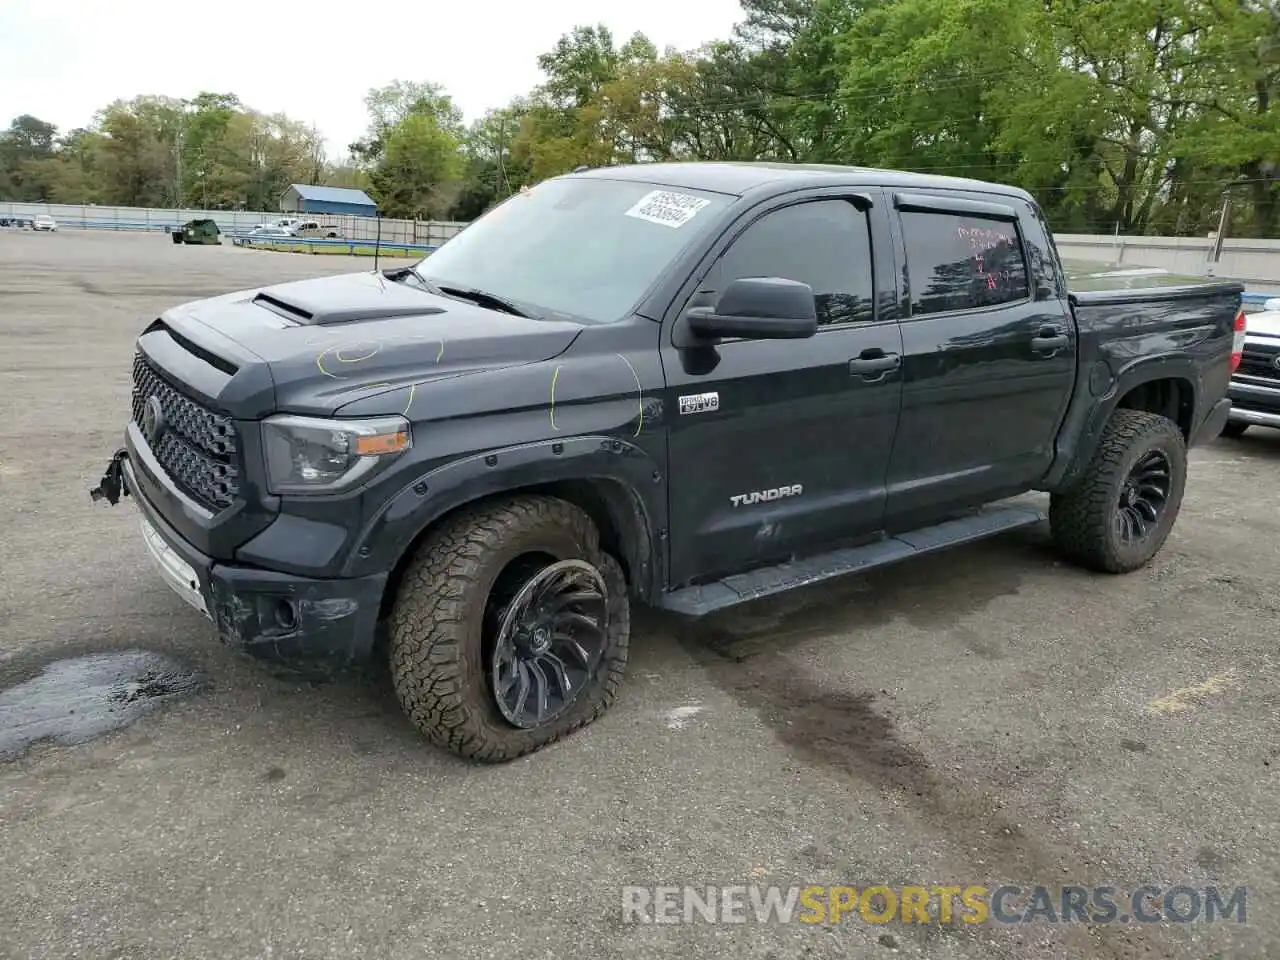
[[1, 228, 1278, 960]]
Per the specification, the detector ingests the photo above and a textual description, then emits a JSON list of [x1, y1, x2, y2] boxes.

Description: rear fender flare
[[1048, 355, 1199, 491], [341, 436, 667, 599]]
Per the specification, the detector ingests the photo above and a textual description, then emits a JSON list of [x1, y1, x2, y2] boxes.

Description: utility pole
[[174, 98, 193, 212], [1207, 197, 1231, 276], [497, 115, 512, 196], [174, 126, 182, 210]]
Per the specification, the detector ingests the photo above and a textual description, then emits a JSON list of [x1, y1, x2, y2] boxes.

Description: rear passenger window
[[901, 212, 1029, 315], [714, 200, 875, 326]]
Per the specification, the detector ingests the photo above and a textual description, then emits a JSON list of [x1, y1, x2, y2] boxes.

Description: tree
[[0, 115, 59, 200], [350, 81, 464, 164], [369, 112, 464, 219], [452, 105, 530, 220], [95, 97, 183, 206], [2, 6, 1277, 233]]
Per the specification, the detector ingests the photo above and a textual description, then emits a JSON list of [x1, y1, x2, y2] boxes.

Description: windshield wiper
[[387, 268, 540, 320], [434, 284, 540, 320], [385, 266, 446, 297]]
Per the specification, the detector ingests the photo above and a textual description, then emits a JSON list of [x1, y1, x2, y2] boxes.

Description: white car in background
[[1222, 297, 1280, 438], [246, 225, 293, 238], [32, 215, 57, 232], [249, 217, 302, 232]]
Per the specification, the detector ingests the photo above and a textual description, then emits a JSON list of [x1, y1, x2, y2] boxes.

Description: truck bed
[[1062, 259, 1245, 304]]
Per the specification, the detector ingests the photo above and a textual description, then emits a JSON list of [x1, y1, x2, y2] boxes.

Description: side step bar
[[657, 500, 1048, 617]]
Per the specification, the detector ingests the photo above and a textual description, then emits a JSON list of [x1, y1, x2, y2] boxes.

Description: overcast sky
[[0, 0, 745, 158]]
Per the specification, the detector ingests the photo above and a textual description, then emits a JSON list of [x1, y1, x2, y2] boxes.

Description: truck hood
[[147, 270, 584, 417]]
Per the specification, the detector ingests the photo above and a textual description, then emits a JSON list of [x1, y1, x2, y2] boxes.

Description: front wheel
[[1049, 409, 1187, 574], [389, 495, 630, 762]]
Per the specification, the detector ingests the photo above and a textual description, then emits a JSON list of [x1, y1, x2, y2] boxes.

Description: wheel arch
[[1047, 358, 1199, 492], [351, 436, 668, 619], [1114, 374, 1196, 439]]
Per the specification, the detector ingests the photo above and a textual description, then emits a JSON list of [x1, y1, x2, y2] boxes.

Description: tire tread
[[1049, 409, 1186, 574], [388, 496, 629, 762]]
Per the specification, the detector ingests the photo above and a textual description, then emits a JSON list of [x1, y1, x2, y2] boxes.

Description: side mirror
[[684, 277, 818, 340]]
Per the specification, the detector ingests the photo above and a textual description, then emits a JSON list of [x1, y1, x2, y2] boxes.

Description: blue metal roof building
[[280, 183, 378, 217]]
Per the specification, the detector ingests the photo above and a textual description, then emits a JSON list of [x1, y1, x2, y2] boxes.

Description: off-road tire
[[1219, 421, 1249, 439], [1050, 409, 1187, 574], [389, 495, 630, 762]]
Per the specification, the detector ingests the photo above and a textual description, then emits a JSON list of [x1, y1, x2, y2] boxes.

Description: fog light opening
[[273, 599, 299, 631]]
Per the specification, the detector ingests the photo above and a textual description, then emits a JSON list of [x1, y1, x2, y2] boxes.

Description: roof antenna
[[373, 210, 382, 274]]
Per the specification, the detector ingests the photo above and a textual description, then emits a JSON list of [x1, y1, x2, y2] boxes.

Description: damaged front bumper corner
[[89, 448, 129, 505], [91, 451, 387, 665]]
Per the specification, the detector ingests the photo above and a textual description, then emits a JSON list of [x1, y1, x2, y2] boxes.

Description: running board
[[657, 500, 1048, 617]]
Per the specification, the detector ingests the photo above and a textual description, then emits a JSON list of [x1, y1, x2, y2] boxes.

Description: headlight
[[261, 414, 411, 495]]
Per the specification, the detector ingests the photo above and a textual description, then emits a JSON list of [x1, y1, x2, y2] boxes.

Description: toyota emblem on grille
[[1273, 354, 1280, 372], [142, 395, 166, 442]]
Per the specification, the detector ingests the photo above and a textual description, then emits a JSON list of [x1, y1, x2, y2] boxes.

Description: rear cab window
[[899, 209, 1030, 315]]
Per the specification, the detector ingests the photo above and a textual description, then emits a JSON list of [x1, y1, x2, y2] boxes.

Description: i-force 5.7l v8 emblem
[[679, 392, 720, 415], [730, 485, 803, 507]]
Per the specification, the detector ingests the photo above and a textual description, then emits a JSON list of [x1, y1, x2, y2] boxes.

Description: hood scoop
[[250, 277, 448, 326]]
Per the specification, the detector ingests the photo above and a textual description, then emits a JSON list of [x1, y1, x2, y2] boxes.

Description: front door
[[882, 193, 1077, 525], [662, 195, 904, 587]]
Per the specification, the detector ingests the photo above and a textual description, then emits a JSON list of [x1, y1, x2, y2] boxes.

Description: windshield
[[413, 177, 733, 324]]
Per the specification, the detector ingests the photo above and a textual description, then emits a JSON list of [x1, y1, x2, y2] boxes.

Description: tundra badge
[[679, 392, 720, 415], [730, 485, 803, 507]]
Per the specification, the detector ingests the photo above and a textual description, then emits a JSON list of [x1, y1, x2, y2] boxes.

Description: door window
[[712, 199, 876, 327], [900, 211, 1029, 315]]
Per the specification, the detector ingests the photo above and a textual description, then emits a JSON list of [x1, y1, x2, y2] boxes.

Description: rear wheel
[[1219, 421, 1249, 439], [388, 496, 629, 761], [1050, 409, 1187, 574]]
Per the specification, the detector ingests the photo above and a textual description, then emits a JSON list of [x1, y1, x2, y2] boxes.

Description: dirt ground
[[1, 228, 1277, 960]]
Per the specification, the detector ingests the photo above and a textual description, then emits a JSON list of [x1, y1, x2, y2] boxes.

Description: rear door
[[662, 191, 904, 586], [882, 192, 1076, 525]]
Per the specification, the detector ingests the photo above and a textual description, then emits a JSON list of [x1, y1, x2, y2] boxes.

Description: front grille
[[131, 353, 239, 510], [1239, 341, 1280, 382]]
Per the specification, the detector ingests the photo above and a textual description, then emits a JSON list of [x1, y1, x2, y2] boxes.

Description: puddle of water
[[0, 650, 206, 761]]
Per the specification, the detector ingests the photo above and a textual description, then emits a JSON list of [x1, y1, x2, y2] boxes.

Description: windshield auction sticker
[[624, 190, 711, 228]]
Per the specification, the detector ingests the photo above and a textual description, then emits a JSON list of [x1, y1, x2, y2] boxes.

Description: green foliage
[[1, 94, 329, 210], [3, 2, 1277, 235], [368, 113, 465, 219]]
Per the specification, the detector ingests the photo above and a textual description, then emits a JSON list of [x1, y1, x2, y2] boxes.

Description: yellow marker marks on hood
[[549, 365, 563, 431], [615, 353, 644, 437]]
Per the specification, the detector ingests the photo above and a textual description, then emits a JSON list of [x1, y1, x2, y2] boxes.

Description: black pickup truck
[[91, 162, 1245, 762]]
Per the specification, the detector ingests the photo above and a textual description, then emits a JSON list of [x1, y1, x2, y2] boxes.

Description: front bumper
[[1226, 379, 1280, 429], [95, 450, 386, 664]]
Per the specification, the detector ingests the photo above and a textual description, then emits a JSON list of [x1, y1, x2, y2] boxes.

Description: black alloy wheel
[[1114, 449, 1172, 545], [487, 559, 610, 730]]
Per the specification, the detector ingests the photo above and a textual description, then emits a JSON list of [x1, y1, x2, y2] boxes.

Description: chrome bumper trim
[[137, 510, 211, 619]]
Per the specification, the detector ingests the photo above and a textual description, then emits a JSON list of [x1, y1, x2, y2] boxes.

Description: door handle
[[1031, 330, 1069, 352], [849, 352, 901, 375]]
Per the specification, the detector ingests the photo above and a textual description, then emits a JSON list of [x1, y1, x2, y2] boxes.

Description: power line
[[613, 37, 1276, 116]]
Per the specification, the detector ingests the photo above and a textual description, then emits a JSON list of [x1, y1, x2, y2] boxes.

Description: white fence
[[1053, 233, 1280, 289], [0, 201, 466, 246]]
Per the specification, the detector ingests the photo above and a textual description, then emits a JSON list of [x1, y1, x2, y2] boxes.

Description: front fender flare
[[341, 436, 667, 596]]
